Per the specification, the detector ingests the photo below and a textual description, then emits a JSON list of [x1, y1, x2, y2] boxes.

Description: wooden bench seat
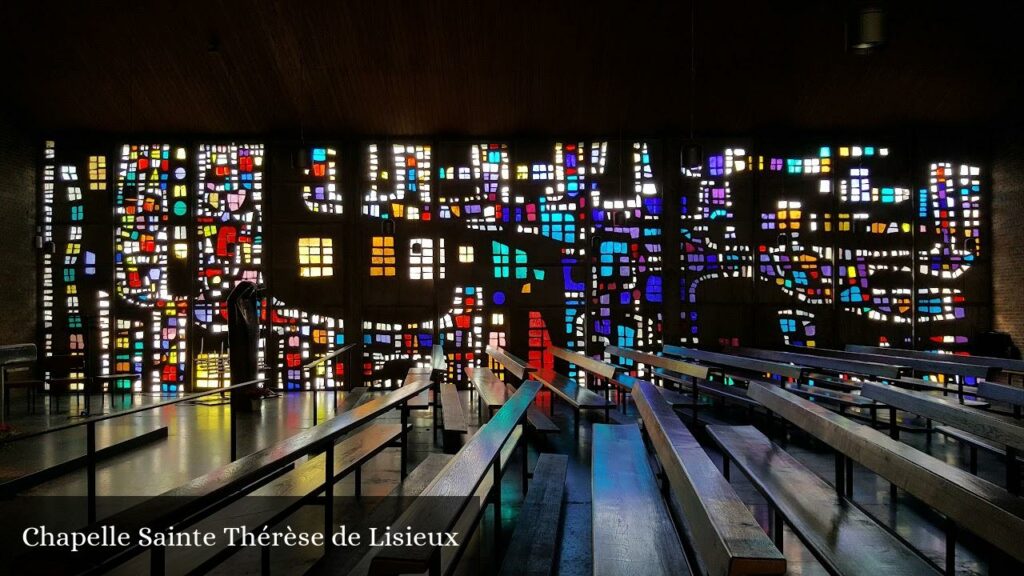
[[664, 344, 804, 380], [735, 347, 907, 380], [467, 365, 508, 417], [604, 346, 709, 411], [306, 453, 453, 575], [440, 382, 468, 452], [610, 370, 693, 409], [748, 381, 1024, 571], [158, 423, 407, 573], [707, 425, 940, 576], [506, 383, 559, 433], [487, 345, 537, 380], [783, 383, 881, 424], [466, 366, 558, 433], [633, 380, 786, 576], [861, 381, 1024, 492], [498, 453, 568, 576], [977, 380, 1024, 419], [654, 367, 760, 411], [336, 386, 367, 412], [847, 344, 1024, 375], [532, 367, 613, 435], [367, 381, 542, 575], [798, 346, 997, 380], [548, 345, 620, 408], [592, 423, 692, 576], [934, 424, 1024, 475], [803, 372, 863, 392]]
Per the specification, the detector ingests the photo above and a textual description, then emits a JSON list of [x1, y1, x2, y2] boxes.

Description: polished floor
[[0, 388, 1021, 575]]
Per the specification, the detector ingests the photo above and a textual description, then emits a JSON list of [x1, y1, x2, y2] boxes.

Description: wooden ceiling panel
[[1, 0, 1021, 136]]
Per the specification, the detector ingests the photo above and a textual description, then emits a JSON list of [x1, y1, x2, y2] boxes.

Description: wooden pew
[[429, 343, 468, 450], [439, 382, 468, 451], [633, 380, 786, 576], [707, 425, 940, 575], [933, 425, 1024, 475], [653, 367, 761, 412], [153, 423, 408, 573], [847, 344, 1024, 376], [498, 453, 569, 576], [464, 365, 557, 434], [796, 346, 996, 381], [783, 383, 880, 424], [977, 380, 1024, 418], [860, 381, 1024, 492], [307, 453, 454, 575], [486, 346, 558, 433], [610, 371, 697, 409], [535, 347, 615, 434], [747, 381, 1024, 572], [24, 376, 435, 574], [592, 423, 692, 576], [733, 347, 907, 380], [605, 345, 708, 410], [664, 344, 805, 381], [428, 344, 448, 431], [367, 381, 541, 575], [487, 345, 537, 380]]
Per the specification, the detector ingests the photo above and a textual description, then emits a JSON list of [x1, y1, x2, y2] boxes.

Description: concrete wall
[[0, 116, 36, 345]]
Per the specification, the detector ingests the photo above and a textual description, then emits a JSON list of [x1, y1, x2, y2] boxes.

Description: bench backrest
[[606, 345, 709, 380], [734, 347, 906, 379], [977, 380, 1024, 406], [860, 382, 1024, 451], [548, 346, 617, 379], [370, 381, 541, 573], [848, 344, 1024, 374], [633, 380, 786, 576], [486, 346, 535, 380], [431, 344, 447, 372], [801, 347, 995, 380], [0, 343, 36, 366], [747, 381, 1024, 564], [664, 344, 803, 380], [302, 342, 357, 371]]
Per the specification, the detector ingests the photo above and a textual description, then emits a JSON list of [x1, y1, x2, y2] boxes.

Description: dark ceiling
[[1, 0, 1022, 138]]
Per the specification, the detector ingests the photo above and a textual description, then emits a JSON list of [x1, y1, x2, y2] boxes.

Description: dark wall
[[0, 117, 36, 345], [992, 129, 1024, 347]]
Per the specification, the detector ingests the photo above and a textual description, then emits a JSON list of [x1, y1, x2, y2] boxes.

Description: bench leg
[[521, 421, 528, 495], [771, 508, 784, 551], [574, 410, 580, 437], [493, 457, 502, 550], [151, 546, 165, 576], [945, 519, 957, 576], [400, 408, 409, 478], [325, 444, 335, 543], [969, 445, 978, 475], [1007, 447, 1020, 494], [845, 456, 853, 498], [889, 407, 899, 440], [834, 450, 845, 496], [432, 386, 439, 431]]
